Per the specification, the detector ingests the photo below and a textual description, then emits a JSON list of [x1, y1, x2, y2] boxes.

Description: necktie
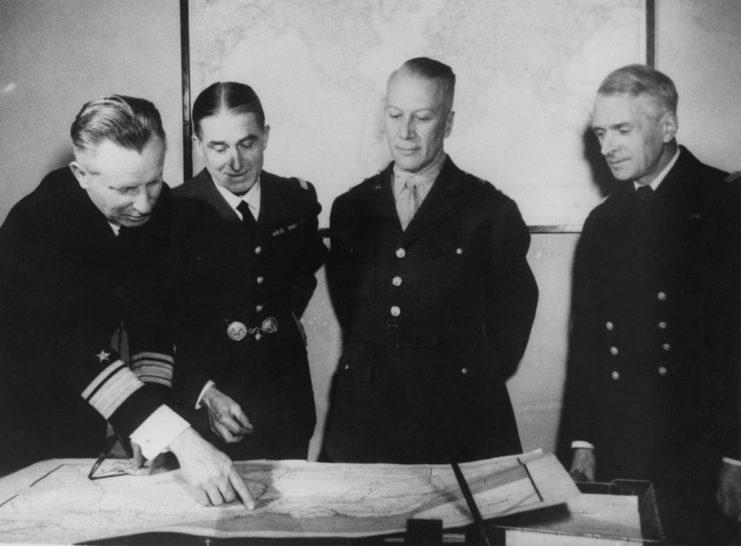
[[636, 184, 654, 203], [236, 200, 256, 231], [399, 179, 422, 230]]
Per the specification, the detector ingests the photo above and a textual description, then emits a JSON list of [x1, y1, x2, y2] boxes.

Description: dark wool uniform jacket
[[322, 157, 538, 464], [558, 147, 741, 484], [0, 168, 177, 471], [170, 169, 326, 459]]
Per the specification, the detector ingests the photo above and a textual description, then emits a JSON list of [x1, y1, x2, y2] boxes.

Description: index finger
[[231, 406, 254, 432], [229, 466, 255, 510]]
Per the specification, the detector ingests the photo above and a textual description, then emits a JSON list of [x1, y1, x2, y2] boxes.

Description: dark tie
[[636, 184, 654, 203], [236, 201, 256, 231]]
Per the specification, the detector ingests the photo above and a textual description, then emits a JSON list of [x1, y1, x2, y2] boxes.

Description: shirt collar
[[393, 153, 447, 199], [633, 147, 680, 191], [212, 177, 261, 220]]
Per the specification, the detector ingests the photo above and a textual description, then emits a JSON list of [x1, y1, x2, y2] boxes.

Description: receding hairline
[[386, 66, 455, 111]]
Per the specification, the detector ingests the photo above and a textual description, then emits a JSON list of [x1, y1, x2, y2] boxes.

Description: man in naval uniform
[[559, 65, 741, 542], [321, 57, 538, 464], [0, 95, 252, 507], [171, 82, 326, 460]]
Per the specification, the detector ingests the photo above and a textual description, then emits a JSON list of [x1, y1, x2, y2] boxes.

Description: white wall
[[0, 0, 183, 223]]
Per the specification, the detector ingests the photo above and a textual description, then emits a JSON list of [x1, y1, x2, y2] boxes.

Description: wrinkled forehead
[[591, 92, 664, 126], [385, 70, 448, 110]]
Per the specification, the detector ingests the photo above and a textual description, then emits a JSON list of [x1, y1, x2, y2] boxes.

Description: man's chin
[[119, 216, 150, 228]]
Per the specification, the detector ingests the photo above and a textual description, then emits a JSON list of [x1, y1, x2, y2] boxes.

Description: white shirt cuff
[[195, 380, 216, 410], [572, 440, 595, 450], [129, 405, 191, 460], [723, 457, 741, 466]]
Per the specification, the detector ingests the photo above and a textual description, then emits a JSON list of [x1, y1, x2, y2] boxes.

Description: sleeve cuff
[[723, 457, 741, 466], [129, 405, 191, 460], [82, 359, 144, 419], [572, 440, 595, 450], [195, 380, 215, 410], [130, 351, 174, 387]]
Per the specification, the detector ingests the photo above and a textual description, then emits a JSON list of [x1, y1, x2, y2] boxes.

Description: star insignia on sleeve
[[96, 350, 111, 363]]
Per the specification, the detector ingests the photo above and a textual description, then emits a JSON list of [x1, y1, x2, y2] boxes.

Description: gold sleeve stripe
[[82, 361, 144, 419], [131, 352, 174, 387], [130, 351, 174, 365]]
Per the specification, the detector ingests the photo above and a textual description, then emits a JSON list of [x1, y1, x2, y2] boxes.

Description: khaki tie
[[399, 179, 422, 230]]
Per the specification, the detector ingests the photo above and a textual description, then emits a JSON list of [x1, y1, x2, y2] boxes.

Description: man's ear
[[444, 110, 455, 138], [660, 111, 678, 143], [262, 124, 270, 150], [69, 161, 89, 189]]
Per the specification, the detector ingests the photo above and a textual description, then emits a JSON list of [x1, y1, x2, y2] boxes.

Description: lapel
[[398, 157, 468, 247], [190, 169, 242, 227], [256, 171, 287, 228], [364, 163, 401, 231]]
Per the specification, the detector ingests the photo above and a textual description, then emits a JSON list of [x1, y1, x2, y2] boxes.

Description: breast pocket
[[419, 237, 464, 308]]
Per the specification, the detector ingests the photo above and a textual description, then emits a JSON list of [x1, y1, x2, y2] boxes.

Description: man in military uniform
[[321, 57, 538, 464], [0, 95, 252, 507], [171, 82, 326, 460], [559, 65, 741, 542]]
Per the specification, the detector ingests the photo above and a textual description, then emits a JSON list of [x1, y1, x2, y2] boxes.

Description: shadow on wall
[[582, 125, 620, 199]]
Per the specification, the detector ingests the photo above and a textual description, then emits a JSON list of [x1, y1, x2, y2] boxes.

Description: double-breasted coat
[[0, 168, 176, 472], [170, 169, 327, 459], [322, 157, 538, 464], [559, 147, 741, 487]]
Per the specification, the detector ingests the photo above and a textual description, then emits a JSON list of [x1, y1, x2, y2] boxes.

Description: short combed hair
[[395, 57, 456, 109], [192, 82, 265, 138], [71, 95, 166, 153], [598, 64, 678, 115]]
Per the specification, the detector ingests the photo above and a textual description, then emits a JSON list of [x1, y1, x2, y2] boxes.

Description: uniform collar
[[212, 176, 261, 220]]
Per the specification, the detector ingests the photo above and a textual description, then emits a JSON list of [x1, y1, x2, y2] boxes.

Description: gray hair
[[71, 95, 166, 153], [597, 64, 678, 115], [392, 57, 456, 110]]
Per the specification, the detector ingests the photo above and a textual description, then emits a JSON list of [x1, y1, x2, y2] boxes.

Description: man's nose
[[399, 117, 415, 139], [133, 187, 154, 214], [600, 133, 616, 156], [228, 147, 244, 171]]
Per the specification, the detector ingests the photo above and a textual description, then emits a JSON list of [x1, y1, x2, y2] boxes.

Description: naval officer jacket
[[0, 168, 177, 471], [323, 157, 538, 463], [169, 169, 326, 458], [559, 146, 741, 482]]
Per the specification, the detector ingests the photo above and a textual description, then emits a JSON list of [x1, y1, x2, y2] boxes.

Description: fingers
[[131, 442, 144, 469], [231, 406, 254, 433], [229, 466, 256, 509]]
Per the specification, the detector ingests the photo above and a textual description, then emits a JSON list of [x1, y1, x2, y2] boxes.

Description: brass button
[[657, 291, 667, 301], [256, 304, 264, 312], [662, 343, 671, 351], [605, 321, 614, 331], [461, 367, 469, 375], [254, 246, 262, 255], [610, 346, 619, 356], [395, 248, 406, 259], [256, 276, 264, 285], [658, 321, 667, 329], [611, 371, 620, 381], [392, 276, 402, 287], [456, 248, 463, 255], [658, 366, 668, 376], [390, 306, 401, 317]]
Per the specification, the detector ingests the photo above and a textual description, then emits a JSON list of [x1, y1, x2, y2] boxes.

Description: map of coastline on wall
[[189, 0, 646, 228]]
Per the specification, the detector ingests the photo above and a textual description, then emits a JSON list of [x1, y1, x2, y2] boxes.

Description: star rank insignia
[[96, 350, 111, 363]]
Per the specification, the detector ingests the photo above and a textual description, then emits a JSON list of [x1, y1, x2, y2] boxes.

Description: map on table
[[0, 451, 578, 543]]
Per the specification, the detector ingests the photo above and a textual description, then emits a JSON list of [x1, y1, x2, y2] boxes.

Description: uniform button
[[662, 343, 671, 351], [658, 366, 668, 376], [456, 248, 463, 255], [657, 291, 667, 301], [256, 304, 264, 312], [255, 333, 262, 341], [395, 248, 406, 259], [256, 276, 264, 285], [344, 364, 350, 370], [390, 306, 401, 317], [254, 246, 262, 255], [611, 370, 620, 381], [605, 321, 614, 331], [610, 346, 619, 356], [392, 276, 402, 287], [461, 367, 469, 375], [658, 321, 667, 330]]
